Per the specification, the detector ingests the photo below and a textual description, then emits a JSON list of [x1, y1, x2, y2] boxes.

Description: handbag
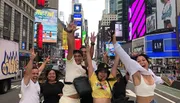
[[73, 66, 92, 98], [107, 80, 129, 103]]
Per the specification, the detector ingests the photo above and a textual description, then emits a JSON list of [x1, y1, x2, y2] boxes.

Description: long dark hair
[[45, 69, 59, 82]]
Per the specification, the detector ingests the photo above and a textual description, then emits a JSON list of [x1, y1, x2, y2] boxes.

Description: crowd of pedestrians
[[19, 21, 174, 103]]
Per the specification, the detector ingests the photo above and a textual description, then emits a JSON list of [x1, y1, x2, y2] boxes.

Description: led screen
[[128, 0, 146, 40]]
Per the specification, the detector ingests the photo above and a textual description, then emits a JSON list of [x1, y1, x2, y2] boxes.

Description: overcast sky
[[58, 0, 105, 36]]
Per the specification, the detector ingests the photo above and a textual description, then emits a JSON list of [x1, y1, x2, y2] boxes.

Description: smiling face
[[97, 70, 108, 81], [74, 53, 83, 65], [81, 48, 87, 60], [31, 69, 39, 82], [136, 56, 149, 70], [47, 70, 56, 82]]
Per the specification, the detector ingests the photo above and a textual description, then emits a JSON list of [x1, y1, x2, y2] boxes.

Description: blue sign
[[22, 42, 25, 50], [145, 32, 179, 58], [74, 4, 81, 12], [178, 16, 180, 50], [74, 21, 82, 26], [73, 13, 82, 18]]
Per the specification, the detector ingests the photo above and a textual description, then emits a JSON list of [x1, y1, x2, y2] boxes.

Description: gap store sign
[[145, 32, 180, 58]]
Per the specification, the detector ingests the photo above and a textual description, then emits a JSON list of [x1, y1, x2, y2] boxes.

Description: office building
[[116, 0, 123, 20], [110, 0, 117, 14]]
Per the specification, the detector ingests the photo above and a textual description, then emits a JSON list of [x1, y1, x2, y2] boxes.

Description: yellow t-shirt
[[89, 72, 116, 98]]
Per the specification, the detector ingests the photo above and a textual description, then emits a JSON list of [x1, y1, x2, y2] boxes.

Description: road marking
[[155, 93, 175, 103], [126, 89, 136, 97], [11, 85, 21, 89]]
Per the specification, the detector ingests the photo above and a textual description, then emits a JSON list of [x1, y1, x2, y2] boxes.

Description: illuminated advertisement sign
[[62, 30, 68, 50], [82, 31, 86, 45], [34, 9, 57, 43], [145, 32, 179, 58], [146, 13, 156, 33], [74, 20, 82, 26], [74, 26, 81, 38], [75, 39, 81, 50], [74, 13, 82, 18], [74, 4, 81, 12], [156, 0, 176, 29], [105, 42, 122, 56], [128, 0, 146, 40], [178, 16, 180, 50]]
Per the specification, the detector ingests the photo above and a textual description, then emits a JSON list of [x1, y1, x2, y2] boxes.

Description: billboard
[[156, 0, 176, 29], [178, 16, 180, 50], [82, 31, 86, 46], [146, 13, 156, 33], [105, 42, 122, 56], [128, 0, 146, 40], [145, 32, 179, 58], [62, 30, 68, 50], [75, 39, 81, 50], [74, 26, 81, 38], [34, 9, 57, 43]]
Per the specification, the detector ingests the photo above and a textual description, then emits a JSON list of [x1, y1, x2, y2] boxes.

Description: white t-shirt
[[19, 79, 40, 103], [63, 57, 87, 96]]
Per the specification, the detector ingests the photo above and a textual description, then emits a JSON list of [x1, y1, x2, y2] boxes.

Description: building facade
[[0, 0, 36, 67], [109, 0, 117, 14], [45, 0, 58, 9], [101, 14, 117, 26], [116, 0, 122, 20]]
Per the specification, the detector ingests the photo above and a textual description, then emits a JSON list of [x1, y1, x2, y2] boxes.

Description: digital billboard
[[75, 39, 81, 50], [82, 31, 86, 46], [34, 9, 57, 43], [156, 0, 176, 29], [146, 13, 156, 33], [105, 42, 122, 56], [74, 26, 81, 38], [178, 16, 180, 50], [128, 0, 146, 40], [145, 32, 179, 58]]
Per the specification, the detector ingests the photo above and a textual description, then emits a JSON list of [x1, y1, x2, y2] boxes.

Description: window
[[14, 10, 21, 42], [22, 16, 28, 49], [30, 0, 34, 6], [3, 3, 12, 40], [19, 0, 22, 6], [29, 20, 33, 49]]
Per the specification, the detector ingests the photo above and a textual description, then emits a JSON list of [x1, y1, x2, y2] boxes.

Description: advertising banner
[[156, 0, 176, 29], [145, 32, 179, 58], [82, 31, 86, 46], [74, 26, 81, 38], [146, 13, 156, 33], [128, 0, 146, 40], [62, 30, 68, 50], [34, 9, 57, 43]]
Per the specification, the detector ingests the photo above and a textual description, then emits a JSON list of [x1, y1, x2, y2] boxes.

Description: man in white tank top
[[19, 49, 50, 103]]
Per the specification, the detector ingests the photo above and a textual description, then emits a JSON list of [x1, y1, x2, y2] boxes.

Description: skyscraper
[[110, 0, 117, 14], [116, 0, 123, 20], [105, 0, 110, 14]]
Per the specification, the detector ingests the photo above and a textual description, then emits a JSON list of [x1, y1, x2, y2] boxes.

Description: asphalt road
[[0, 80, 180, 103]]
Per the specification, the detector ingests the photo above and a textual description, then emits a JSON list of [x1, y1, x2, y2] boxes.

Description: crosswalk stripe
[[11, 85, 21, 89]]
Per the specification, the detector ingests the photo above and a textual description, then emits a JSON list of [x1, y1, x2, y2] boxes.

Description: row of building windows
[[10, 0, 34, 17], [3, 3, 34, 49]]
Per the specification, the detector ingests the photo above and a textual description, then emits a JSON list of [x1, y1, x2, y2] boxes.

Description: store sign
[[74, 20, 82, 26], [73, 13, 82, 18], [74, 4, 81, 12], [152, 39, 163, 52]]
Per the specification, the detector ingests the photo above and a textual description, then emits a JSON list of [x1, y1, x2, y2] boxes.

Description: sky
[[58, 0, 105, 36]]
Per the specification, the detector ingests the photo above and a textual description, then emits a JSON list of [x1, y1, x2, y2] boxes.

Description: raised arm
[[86, 39, 94, 77], [90, 32, 96, 58], [66, 22, 77, 60], [103, 52, 108, 64], [38, 56, 50, 75], [111, 52, 120, 77], [24, 48, 37, 85], [112, 34, 150, 75]]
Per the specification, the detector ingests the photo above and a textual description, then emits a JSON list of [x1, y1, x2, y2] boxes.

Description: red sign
[[75, 39, 81, 50], [37, 0, 45, 7], [37, 23, 43, 49]]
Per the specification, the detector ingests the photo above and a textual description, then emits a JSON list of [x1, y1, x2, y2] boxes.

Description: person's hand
[[45, 56, 50, 63], [108, 30, 116, 44], [85, 36, 89, 46], [58, 93, 63, 97], [64, 21, 78, 34], [30, 48, 37, 60], [90, 32, 96, 43]]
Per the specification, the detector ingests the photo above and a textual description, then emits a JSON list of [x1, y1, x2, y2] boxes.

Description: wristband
[[91, 42, 95, 45]]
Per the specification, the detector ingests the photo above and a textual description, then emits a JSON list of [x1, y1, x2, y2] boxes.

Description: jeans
[[150, 100, 157, 103]]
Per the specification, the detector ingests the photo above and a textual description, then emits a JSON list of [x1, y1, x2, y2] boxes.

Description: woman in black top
[[41, 69, 64, 103]]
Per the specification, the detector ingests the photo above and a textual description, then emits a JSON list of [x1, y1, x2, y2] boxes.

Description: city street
[[0, 81, 21, 103], [1, 79, 180, 103]]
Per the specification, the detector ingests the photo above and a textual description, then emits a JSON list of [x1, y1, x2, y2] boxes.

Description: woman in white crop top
[[111, 34, 172, 103]]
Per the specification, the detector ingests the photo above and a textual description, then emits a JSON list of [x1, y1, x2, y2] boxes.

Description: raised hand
[[85, 36, 89, 46], [45, 56, 51, 63], [90, 32, 96, 43], [30, 48, 37, 60], [64, 21, 78, 34]]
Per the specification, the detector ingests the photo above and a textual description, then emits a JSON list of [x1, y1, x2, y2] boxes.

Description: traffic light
[[37, 23, 43, 49], [37, 0, 45, 7]]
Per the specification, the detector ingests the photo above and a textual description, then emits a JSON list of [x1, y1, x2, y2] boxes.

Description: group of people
[[19, 21, 173, 103]]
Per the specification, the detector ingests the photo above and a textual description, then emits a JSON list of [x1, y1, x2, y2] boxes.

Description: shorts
[[59, 96, 80, 103]]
